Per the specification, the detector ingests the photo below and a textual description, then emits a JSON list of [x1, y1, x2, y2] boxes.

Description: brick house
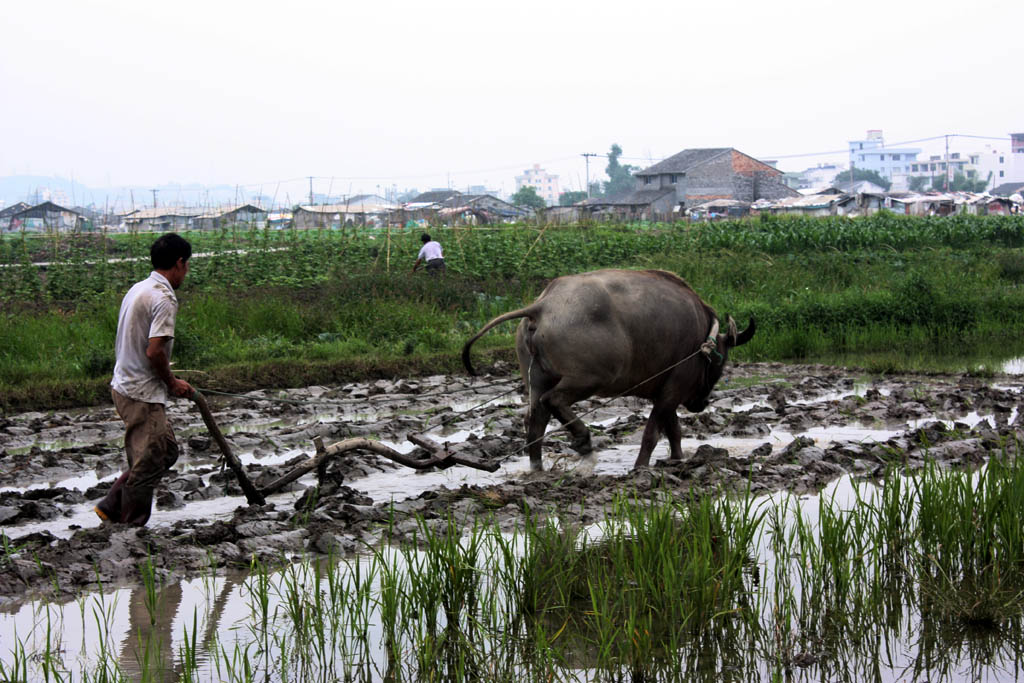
[[581, 148, 797, 220], [633, 148, 798, 210]]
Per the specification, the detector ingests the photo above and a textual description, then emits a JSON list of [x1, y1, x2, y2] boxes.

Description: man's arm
[[412, 257, 424, 273], [146, 336, 192, 398]]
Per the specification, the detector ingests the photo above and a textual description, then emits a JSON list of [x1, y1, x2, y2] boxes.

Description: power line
[[617, 133, 1014, 166], [762, 133, 1014, 161]]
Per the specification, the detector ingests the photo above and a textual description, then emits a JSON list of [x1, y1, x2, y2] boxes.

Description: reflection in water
[[118, 580, 181, 682], [4, 536, 1024, 681], [8, 471, 1024, 680]]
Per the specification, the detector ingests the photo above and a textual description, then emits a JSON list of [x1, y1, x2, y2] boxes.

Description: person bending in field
[[96, 233, 193, 526], [412, 232, 445, 275]]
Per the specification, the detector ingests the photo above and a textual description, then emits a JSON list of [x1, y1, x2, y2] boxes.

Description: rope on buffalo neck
[[701, 317, 723, 363]]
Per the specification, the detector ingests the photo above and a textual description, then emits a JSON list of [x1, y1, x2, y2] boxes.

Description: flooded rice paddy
[[3, 361, 1024, 681]]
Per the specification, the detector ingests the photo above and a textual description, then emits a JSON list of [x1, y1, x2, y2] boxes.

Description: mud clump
[[2, 362, 1024, 599]]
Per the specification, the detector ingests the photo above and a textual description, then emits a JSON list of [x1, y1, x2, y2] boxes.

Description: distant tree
[[908, 176, 930, 192], [603, 144, 638, 197], [559, 190, 588, 206], [510, 186, 547, 211], [837, 167, 892, 191], [940, 172, 990, 193]]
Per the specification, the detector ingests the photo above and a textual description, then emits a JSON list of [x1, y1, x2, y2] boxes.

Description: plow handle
[[190, 390, 266, 506]]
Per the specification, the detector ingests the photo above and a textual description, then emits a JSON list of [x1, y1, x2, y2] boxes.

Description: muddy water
[[3, 362, 1024, 679]]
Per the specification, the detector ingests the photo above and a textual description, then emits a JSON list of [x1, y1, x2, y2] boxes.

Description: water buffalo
[[462, 269, 755, 471]]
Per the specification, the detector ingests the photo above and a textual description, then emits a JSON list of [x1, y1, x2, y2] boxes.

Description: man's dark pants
[[97, 389, 179, 526]]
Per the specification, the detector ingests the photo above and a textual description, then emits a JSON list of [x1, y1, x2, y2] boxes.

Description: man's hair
[[421, 233, 431, 243], [151, 233, 192, 270]]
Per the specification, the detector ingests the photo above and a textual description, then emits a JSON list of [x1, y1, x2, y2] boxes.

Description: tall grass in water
[[519, 491, 764, 674], [9, 454, 1024, 680], [916, 454, 1024, 627]]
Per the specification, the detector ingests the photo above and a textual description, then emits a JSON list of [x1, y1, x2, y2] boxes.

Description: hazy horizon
[[3, 0, 1021, 203]]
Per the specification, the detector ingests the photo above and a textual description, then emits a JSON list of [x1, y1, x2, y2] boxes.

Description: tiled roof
[[635, 148, 732, 176]]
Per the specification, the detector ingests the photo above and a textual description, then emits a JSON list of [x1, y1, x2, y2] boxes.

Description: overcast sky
[[2, 0, 1021, 203]]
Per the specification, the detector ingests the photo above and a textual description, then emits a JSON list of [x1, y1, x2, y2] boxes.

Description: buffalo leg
[[525, 402, 552, 471], [540, 385, 594, 456], [633, 409, 664, 468], [656, 404, 685, 461]]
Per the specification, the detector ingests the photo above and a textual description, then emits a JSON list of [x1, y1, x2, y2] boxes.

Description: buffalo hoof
[[571, 433, 593, 455]]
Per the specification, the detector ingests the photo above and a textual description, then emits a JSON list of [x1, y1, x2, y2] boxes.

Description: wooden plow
[[190, 390, 499, 505]]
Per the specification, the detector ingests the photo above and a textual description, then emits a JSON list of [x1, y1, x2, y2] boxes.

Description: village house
[[389, 190, 529, 226], [581, 147, 798, 220], [991, 181, 1024, 198], [577, 188, 678, 222], [760, 189, 856, 217], [437, 193, 531, 223], [6, 201, 83, 232], [192, 204, 268, 230], [0, 202, 31, 231], [334, 195, 398, 226], [834, 178, 888, 194], [293, 196, 397, 229], [122, 207, 201, 231], [293, 205, 348, 230]]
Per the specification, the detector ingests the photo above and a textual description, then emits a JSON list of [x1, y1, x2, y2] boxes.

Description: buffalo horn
[[734, 317, 756, 347]]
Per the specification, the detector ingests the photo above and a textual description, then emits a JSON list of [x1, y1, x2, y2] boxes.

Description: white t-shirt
[[417, 240, 443, 261], [110, 271, 178, 404]]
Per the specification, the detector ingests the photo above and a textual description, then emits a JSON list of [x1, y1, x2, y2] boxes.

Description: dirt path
[[2, 361, 1022, 600]]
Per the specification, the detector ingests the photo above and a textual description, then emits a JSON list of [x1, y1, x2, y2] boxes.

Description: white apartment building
[[907, 135, 1024, 192], [848, 129, 921, 191], [515, 164, 560, 206], [796, 163, 847, 189]]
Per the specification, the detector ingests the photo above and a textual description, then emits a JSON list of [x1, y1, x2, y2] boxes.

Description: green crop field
[[3, 214, 1024, 410]]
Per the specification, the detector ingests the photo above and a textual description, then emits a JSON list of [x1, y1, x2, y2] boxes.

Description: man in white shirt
[[412, 232, 445, 275], [96, 233, 193, 526]]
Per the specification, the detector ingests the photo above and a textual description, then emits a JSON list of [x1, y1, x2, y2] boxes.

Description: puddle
[[1002, 357, 1024, 375]]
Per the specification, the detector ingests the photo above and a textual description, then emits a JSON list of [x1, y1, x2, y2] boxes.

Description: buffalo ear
[[733, 316, 756, 347]]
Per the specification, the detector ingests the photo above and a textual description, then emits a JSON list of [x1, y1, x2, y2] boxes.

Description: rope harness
[[190, 317, 726, 462]]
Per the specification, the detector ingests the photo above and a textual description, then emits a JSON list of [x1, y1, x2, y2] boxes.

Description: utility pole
[[150, 189, 158, 208], [849, 144, 855, 189], [309, 176, 314, 206], [944, 134, 950, 192], [581, 153, 599, 198]]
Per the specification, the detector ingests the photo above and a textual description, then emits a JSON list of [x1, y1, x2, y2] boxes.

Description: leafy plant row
[[3, 214, 1024, 304]]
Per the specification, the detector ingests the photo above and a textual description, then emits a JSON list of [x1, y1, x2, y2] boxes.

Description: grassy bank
[[4, 216, 1024, 411]]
